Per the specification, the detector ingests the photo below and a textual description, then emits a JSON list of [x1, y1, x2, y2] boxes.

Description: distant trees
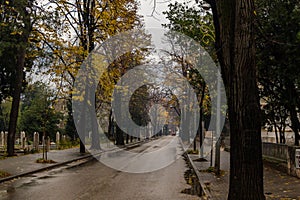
[[256, 0, 300, 145], [19, 82, 63, 141], [163, 1, 214, 150]]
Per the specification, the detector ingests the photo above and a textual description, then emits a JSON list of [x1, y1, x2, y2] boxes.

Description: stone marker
[[4, 132, 7, 146], [1, 131, 4, 147], [62, 135, 66, 142], [21, 131, 26, 149], [33, 132, 39, 151], [56, 131, 60, 149]]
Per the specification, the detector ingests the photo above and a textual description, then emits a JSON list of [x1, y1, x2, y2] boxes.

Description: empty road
[[0, 136, 199, 200]]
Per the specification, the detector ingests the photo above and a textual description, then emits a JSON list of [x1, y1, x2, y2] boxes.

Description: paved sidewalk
[[0, 139, 151, 183], [0, 148, 93, 182], [188, 150, 300, 199]]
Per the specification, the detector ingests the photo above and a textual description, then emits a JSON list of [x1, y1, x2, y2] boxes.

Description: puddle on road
[[37, 175, 57, 180]]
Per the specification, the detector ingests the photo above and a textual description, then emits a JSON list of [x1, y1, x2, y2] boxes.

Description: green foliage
[[64, 96, 77, 140], [129, 85, 151, 126], [58, 138, 80, 150], [163, 1, 215, 53], [19, 82, 63, 140], [0, 170, 10, 178], [163, 1, 214, 120], [0, 99, 12, 131], [36, 158, 56, 164], [256, 0, 300, 138], [186, 149, 199, 154]]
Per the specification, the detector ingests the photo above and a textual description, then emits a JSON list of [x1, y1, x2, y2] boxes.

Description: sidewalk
[[0, 138, 151, 183], [0, 148, 93, 183], [188, 149, 300, 199]]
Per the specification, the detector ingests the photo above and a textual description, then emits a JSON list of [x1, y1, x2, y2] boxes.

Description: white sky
[[138, 0, 192, 28]]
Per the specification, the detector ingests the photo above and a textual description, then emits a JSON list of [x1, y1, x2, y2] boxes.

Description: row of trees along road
[[160, 0, 300, 199], [160, 0, 263, 198], [0, 0, 145, 155], [1, 0, 299, 199]]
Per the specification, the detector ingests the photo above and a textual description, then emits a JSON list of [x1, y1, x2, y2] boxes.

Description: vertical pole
[[215, 71, 221, 175], [210, 131, 213, 167]]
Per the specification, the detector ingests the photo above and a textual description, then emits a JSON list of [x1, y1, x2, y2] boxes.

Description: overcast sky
[[138, 0, 189, 28]]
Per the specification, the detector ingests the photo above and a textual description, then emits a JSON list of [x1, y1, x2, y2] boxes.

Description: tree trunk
[[289, 105, 300, 146], [211, 0, 265, 199], [126, 134, 129, 144], [80, 139, 86, 153], [116, 125, 125, 145], [79, 100, 86, 154], [7, 0, 32, 157], [274, 125, 279, 144], [199, 83, 206, 152], [108, 109, 113, 138], [286, 81, 300, 146], [90, 86, 101, 150], [7, 46, 25, 156]]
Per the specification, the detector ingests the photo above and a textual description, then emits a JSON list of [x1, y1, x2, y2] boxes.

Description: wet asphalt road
[[0, 136, 199, 200]]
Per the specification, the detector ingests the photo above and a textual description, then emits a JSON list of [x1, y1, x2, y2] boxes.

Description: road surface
[[0, 136, 199, 200]]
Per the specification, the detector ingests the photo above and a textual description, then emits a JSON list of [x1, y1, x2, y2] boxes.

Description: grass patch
[[36, 158, 57, 164], [0, 170, 11, 178], [200, 166, 215, 173], [186, 149, 199, 154], [200, 166, 226, 176], [57, 139, 80, 150]]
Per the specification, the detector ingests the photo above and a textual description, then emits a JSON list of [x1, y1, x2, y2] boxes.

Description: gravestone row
[[0, 131, 66, 151]]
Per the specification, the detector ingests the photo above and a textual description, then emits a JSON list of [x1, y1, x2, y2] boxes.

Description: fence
[[262, 142, 288, 162], [262, 142, 300, 178]]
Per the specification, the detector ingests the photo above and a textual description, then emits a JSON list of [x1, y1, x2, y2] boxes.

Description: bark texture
[[210, 0, 265, 199]]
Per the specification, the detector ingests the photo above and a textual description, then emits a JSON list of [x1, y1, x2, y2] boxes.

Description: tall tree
[[151, 0, 265, 197], [209, 0, 265, 199], [0, 0, 34, 156], [48, 0, 142, 151]]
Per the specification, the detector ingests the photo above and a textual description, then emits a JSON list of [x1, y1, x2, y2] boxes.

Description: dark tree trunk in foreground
[[7, 1, 31, 156], [210, 0, 265, 199], [116, 125, 125, 145], [7, 46, 26, 156], [80, 140, 86, 153]]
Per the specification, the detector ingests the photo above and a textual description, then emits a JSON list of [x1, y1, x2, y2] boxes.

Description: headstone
[[1, 131, 4, 146], [21, 131, 26, 149], [23, 137, 27, 150], [4, 132, 8, 146], [33, 132, 39, 151], [56, 131, 60, 149], [62, 135, 66, 142]]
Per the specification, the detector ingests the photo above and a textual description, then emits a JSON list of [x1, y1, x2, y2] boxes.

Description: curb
[[0, 153, 95, 183], [178, 138, 212, 199], [0, 138, 154, 184], [186, 153, 212, 199]]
